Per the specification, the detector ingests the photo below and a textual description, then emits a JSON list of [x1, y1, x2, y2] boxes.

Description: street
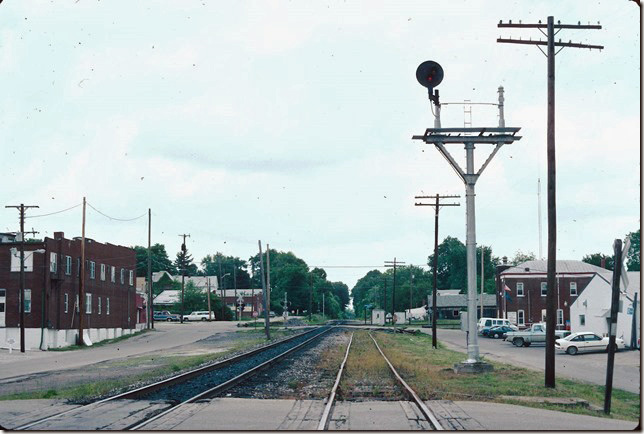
[[425, 328, 640, 394]]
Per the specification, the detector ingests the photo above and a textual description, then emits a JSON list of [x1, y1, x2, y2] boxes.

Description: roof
[[597, 270, 640, 296], [153, 290, 180, 305], [153, 288, 262, 305], [437, 289, 461, 296], [428, 293, 497, 308], [501, 260, 608, 275]]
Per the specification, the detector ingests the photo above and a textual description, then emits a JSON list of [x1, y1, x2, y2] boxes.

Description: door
[[584, 334, 605, 352], [0, 288, 5, 327]]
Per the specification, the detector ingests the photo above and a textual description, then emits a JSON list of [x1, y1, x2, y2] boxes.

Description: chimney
[[600, 257, 606, 269], [54, 231, 64, 240], [502, 256, 508, 265]]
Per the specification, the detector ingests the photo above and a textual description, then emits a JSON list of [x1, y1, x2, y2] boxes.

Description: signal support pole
[[178, 234, 190, 324], [147, 209, 153, 329], [497, 16, 603, 388], [415, 194, 460, 348], [258, 241, 271, 340], [5, 204, 39, 353], [384, 258, 405, 333], [413, 85, 520, 372]]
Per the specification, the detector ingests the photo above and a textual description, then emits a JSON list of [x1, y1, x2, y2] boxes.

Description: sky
[[0, 1, 640, 292]]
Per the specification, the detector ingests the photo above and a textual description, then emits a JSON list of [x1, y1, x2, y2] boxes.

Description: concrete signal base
[[453, 361, 494, 374]]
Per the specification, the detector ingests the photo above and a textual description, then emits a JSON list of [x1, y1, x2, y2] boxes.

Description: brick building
[[0, 232, 138, 349], [496, 259, 609, 329]]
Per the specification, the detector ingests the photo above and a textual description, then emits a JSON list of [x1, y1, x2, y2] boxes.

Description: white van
[[477, 317, 514, 332]]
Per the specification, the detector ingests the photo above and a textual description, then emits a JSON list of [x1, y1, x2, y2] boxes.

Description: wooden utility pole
[[266, 244, 271, 318], [383, 278, 387, 317], [5, 203, 39, 352], [415, 194, 459, 348], [605, 239, 626, 414], [409, 271, 414, 325], [207, 277, 212, 321], [178, 234, 190, 324], [79, 197, 86, 345], [498, 16, 603, 388], [309, 273, 313, 321], [147, 208, 153, 329], [218, 253, 224, 321], [233, 263, 238, 321], [385, 258, 405, 333], [258, 241, 270, 339]]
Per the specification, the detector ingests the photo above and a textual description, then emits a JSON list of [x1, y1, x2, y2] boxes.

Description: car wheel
[[514, 338, 524, 347], [201, 317, 206, 321], [566, 346, 578, 355], [493, 333, 500, 339], [167, 318, 172, 322]]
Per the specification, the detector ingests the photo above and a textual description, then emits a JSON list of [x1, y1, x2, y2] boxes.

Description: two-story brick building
[[496, 260, 609, 330], [0, 232, 138, 349]]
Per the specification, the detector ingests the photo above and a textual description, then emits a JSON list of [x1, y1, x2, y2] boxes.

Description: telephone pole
[[385, 258, 405, 333], [207, 277, 212, 321], [218, 253, 224, 321], [266, 244, 271, 319], [147, 209, 153, 329], [309, 273, 313, 321], [497, 16, 603, 388], [415, 194, 460, 348], [79, 197, 86, 345], [178, 234, 190, 324], [5, 203, 39, 352], [258, 241, 270, 339], [233, 264, 238, 321]]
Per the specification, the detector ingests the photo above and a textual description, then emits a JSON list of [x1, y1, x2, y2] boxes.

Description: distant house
[[153, 287, 264, 319], [427, 289, 497, 320]]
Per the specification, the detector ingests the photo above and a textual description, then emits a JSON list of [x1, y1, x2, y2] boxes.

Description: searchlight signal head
[[416, 60, 443, 104]]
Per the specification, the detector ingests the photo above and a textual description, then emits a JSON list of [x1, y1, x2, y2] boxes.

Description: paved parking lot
[[424, 328, 640, 393]]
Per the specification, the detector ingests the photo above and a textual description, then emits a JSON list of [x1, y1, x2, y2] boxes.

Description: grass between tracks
[[369, 331, 639, 422], [0, 330, 294, 402]]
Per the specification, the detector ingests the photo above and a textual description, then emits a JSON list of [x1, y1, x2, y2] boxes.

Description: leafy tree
[[201, 253, 251, 288], [511, 250, 537, 265], [174, 249, 198, 277], [172, 281, 232, 320], [133, 243, 175, 277], [582, 253, 614, 270], [626, 229, 640, 271], [351, 269, 384, 316], [428, 236, 467, 291]]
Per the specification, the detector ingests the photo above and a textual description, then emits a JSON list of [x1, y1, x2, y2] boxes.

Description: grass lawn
[[371, 331, 639, 422]]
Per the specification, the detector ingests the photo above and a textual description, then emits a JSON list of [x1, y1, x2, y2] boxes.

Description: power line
[[86, 202, 147, 222], [24, 203, 82, 219]]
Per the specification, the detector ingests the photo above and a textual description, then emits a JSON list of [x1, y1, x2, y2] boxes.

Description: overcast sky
[[1, 1, 639, 291]]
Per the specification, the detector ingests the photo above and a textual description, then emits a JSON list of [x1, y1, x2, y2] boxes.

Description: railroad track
[[14, 326, 333, 431], [317, 330, 444, 431]]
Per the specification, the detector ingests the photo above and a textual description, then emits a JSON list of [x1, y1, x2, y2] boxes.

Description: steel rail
[[317, 332, 354, 430], [129, 326, 335, 430], [14, 326, 324, 430], [368, 332, 444, 430]]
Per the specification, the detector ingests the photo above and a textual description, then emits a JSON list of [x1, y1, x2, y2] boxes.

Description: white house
[[569, 271, 640, 348], [371, 309, 385, 325]]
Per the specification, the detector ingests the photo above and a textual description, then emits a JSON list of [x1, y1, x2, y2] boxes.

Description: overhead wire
[[24, 203, 82, 219], [86, 202, 147, 222]]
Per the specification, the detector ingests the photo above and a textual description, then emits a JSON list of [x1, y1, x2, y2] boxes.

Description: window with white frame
[[10, 250, 33, 272], [75, 294, 79, 312], [516, 282, 524, 297], [64, 293, 68, 313], [540, 282, 547, 296], [120, 268, 125, 285], [50, 252, 57, 273], [570, 281, 577, 296], [98, 296, 101, 314], [85, 293, 92, 314], [129, 270, 134, 286], [90, 261, 96, 279], [100, 264, 106, 281], [541, 309, 547, 322], [579, 314, 585, 326], [111, 266, 116, 283], [557, 309, 564, 325], [106, 297, 110, 315], [517, 309, 525, 325], [65, 256, 72, 275], [20, 289, 32, 313]]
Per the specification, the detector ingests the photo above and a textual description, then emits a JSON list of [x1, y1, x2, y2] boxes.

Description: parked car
[[269, 311, 276, 318], [479, 326, 492, 337], [182, 311, 215, 321], [153, 310, 181, 322], [477, 317, 514, 332], [487, 325, 516, 339], [504, 323, 569, 347], [555, 332, 625, 355]]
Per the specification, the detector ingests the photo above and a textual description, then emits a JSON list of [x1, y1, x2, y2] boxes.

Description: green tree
[[351, 269, 384, 316], [582, 253, 614, 270], [133, 243, 175, 277], [511, 250, 537, 264], [201, 253, 251, 288], [172, 281, 232, 320], [174, 249, 198, 276], [428, 236, 467, 291], [626, 229, 640, 271]]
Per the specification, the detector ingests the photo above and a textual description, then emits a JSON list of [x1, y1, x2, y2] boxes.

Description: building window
[[541, 309, 547, 322], [85, 293, 92, 314], [100, 264, 106, 281], [98, 296, 101, 314], [76, 295, 79, 312], [570, 281, 577, 296], [77, 258, 81, 276], [50, 252, 57, 273], [516, 282, 524, 297], [129, 270, 134, 286], [21, 289, 32, 313], [64, 293, 68, 313], [120, 268, 125, 285], [517, 309, 525, 325], [111, 266, 116, 283], [579, 314, 585, 326], [557, 309, 564, 325], [453, 309, 459, 317], [106, 297, 110, 315], [65, 256, 72, 275], [540, 282, 547, 297], [90, 261, 96, 279]]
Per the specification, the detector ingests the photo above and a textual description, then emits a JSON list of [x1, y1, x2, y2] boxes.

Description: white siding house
[[569, 271, 640, 348]]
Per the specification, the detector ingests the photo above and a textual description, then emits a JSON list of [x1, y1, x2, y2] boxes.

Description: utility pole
[[207, 277, 212, 321], [322, 292, 325, 318], [79, 197, 86, 345], [498, 16, 603, 388], [385, 258, 405, 333], [415, 194, 459, 348], [178, 234, 190, 324], [147, 208, 153, 329], [383, 278, 387, 319], [413, 63, 520, 370], [218, 253, 224, 321], [309, 273, 313, 322], [233, 264, 238, 321], [5, 203, 39, 352], [266, 244, 271, 318], [409, 271, 414, 325], [258, 241, 270, 339]]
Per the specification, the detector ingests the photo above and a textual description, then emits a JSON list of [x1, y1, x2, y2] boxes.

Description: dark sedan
[[487, 325, 516, 339], [153, 310, 181, 322]]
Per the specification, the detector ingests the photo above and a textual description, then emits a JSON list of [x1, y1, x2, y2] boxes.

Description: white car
[[555, 332, 625, 355], [182, 311, 215, 321]]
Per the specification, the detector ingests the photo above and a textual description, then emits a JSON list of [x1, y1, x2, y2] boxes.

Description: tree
[[172, 281, 232, 320], [511, 250, 537, 265], [582, 253, 614, 271], [626, 229, 640, 271], [133, 243, 175, 277], [201, 253, 251, 288], [428, 236, 467, 291], [174, 249, 198, 277]]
